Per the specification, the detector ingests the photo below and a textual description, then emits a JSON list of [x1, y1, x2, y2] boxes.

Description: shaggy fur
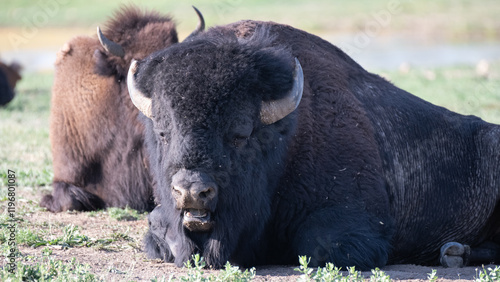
[[0, 61, 22, 106], [135, 20, 500, 269], [41, 6, 178, 212]]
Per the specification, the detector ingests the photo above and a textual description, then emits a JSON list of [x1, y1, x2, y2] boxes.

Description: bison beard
[[131, 20, 500, 270]]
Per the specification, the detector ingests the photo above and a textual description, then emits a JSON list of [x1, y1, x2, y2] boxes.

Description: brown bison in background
[[0, 60, 22, 106], [41, 6, 204, 212]]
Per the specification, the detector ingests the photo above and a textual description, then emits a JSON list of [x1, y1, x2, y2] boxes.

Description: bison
[[0, 60, 22, 106], [127, 20, 500, 270], [41, 6, 204, 212]]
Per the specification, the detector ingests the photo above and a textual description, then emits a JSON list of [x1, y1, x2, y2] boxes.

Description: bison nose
[[192, 184, 217, 201], [172, 184, 217, 202], [171, 169, 218, 210], [172, 183, 218, 209]]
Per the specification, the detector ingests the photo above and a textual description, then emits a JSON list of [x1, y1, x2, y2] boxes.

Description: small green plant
[[182, 254, 207, 281], [475, 265, 500, 281], [174, 254, 256, 281], [107, 207, 144, 221], [217, 261, 256, 281], [295, 256, 314, 281], [427, 269, 438, 282], [41, 246, 53, 256], [295, 256, 365, 282], [59, 224, 90, 248], [369, 268, 391, 282]]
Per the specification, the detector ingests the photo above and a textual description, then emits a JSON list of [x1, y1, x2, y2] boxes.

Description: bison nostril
[[198, 187, 215, 200]]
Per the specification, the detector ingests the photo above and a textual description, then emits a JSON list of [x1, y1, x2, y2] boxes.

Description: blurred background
[[1, 0, 499, 71], [0, 0, 499, 187]]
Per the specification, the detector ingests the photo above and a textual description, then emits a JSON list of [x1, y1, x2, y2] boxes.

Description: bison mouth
[[183, 209, 214, 232]]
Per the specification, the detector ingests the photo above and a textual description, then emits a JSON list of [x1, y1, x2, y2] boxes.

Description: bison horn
[[127, 60, 153, 118], [97, 26, 125, 58], [183, 6, 205, 42], [260, 58, 304, 125]]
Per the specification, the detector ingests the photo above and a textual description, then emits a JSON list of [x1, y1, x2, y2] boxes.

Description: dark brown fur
[[0, 61, 22, 106], [41, 6, 178, 212]]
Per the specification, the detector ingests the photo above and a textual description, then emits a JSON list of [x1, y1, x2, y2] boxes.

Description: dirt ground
[[6, 190, 496, 281]]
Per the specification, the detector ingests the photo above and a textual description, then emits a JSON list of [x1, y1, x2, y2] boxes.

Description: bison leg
[[145, 205, 196, 267], [441, 241, 500, 267], [293, 208, 392, 270], [144, 205, 175, 263], [40, 181, 105, 212]]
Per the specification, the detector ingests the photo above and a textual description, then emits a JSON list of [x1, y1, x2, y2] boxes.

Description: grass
[[171, 254, 256, 282], [0, 71, 53, 189], [3, 251, 500, 281], [295, 256, 385, 282], [476, 266, 500, 281], [106, 206, 145, 221], [1, 254, 98, 282], [0, 221, 130, 252], [382, 64, 500, 124]]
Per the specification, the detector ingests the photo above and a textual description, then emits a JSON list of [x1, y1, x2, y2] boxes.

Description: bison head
[[127, 30, 303, 267], [94, 6, 204, 80]]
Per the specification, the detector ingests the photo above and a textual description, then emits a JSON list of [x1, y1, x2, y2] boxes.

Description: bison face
[[128, 36, 303, 267]]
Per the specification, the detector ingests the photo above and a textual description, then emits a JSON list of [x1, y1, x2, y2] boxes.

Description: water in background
[[1, 36, 500, 72]]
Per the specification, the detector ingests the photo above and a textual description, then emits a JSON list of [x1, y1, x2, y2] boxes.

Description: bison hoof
[[440, 242, 470, 268]]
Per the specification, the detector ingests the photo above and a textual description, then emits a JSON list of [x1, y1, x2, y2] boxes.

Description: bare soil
[[6, 190, 495, 281]]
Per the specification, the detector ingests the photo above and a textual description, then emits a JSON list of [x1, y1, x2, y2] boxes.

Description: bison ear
[[93, 49, 116, 76], [260, 58, 304, 125]]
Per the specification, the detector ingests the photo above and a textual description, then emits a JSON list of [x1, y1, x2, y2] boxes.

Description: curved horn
[[183, 6, 205, 42], [97, 26, 125, 58], [127, 60, 153, 118], [260, 58, 304, 125]]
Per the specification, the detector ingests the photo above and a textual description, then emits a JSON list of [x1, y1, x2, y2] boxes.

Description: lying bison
[[0, 60, 22, 106], [127, 20, 500, 270], [41, 6, 204, 212]]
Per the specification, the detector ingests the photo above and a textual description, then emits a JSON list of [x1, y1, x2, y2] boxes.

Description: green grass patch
[[106, 206, 145, 221], [295, 255, 369, 282], [475, 265, 500, 281], [1, 254, 98, 282], [0, 224, 91, 249], [380, 61, 500, 124], [159, 254, 256, 282], [0, 71, 53, 188], [0, 222, 133, 254]]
